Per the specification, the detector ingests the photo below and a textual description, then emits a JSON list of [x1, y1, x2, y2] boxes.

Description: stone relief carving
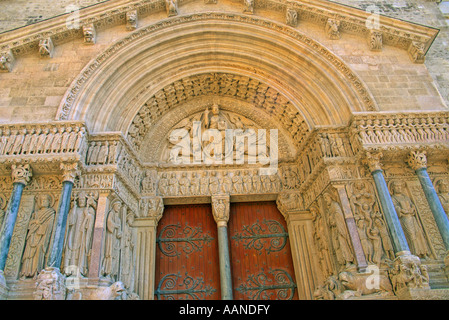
[[310, 206, 333, 279], [0, 123, 86, 158], [323, 191, 355, 270], [325, 19, 341, 40], [408, 41, 426, 64], [126, 10, 138, 31], [38, 38, 54, 58], [162, 104, 270, 164], [389, 180, 431, 259], [62, 191, 98, 277], [34, 267, 66, 300], [347, 181, 394, 265], [243, 0, 254, 14], [368, 30, 383, 51], [166, 0, 178, 17], [20, 194, 56, 279], [101, 200, 122, 282], [120, 211, 136, 292], [83, 24, 96, 45], [388, 255, 430, 295], [0, 51, 15, 73], [286, 8, 298, 27], [157, 169, 281, 197], [436, 179, 449, 217]]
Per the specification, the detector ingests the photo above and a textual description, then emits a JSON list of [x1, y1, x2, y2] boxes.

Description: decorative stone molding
[[83, 24, 96, 45], [368, 30, 382, 52], [276, 191, 304, 220], [11, 164, 32, 185], [408, 41, 426, 64], [0, 50, 14, 73], [407, 151, 427, 171], [38, 37, 54, 58], [126, 10, 138, 31], [211, 194, 230, 227]]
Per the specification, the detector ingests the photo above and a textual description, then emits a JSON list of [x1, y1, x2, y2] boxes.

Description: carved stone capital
[[211, 194, 230, 227], [61, 162, 79, 183], [11, 164, 33, 185], [276, 191, 303, 220], [34, 267, 66, 300], [141, 196, 164, 223], [363, 151, 383, 173], [407, 151, 427, 171]]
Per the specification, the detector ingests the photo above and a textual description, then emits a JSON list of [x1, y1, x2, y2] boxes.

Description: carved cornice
[[0, 0, 438, 66]]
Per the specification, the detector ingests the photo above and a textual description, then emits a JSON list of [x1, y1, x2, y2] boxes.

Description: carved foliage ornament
[[11, 164, 33, 185], [407, 151, 427, 171], [363, 151, 383, 173]]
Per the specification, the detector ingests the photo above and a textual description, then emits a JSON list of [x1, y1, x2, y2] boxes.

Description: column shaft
[[416, 168, 449, 249], [217, 225, 233, 300], [0, 182, 25, 271], [371, 169, 410, 255], [47, 181, 73, 268]]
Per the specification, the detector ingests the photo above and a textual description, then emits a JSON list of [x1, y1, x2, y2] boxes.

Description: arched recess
[[57, 12, 378, 144]]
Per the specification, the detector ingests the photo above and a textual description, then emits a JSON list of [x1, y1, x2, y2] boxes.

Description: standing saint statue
[[101, 201, 122, 281], [390, 180, 430, 259], [21, 194, 55, 278], [323, 192, 354, 269]]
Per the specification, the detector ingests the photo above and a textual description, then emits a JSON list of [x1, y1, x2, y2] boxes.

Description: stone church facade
[[0, 0, 449, 300]]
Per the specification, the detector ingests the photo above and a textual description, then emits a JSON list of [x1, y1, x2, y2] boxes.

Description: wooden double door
[[154, 202, 298, 300]]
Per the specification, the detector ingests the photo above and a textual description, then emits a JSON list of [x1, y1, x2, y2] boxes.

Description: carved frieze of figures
[[157, 169, 281, 197], [388, 255, 430, 294], [388, 180, 431, 259], [322, 191, 355, 270], [20, 194, 56, 279], [435, 179, 449, 217], [276, 191, 303, 217], [350, 113, 449, 148], [0, 123, 86, 157], [63, 191, 98, 277], [347, 181, 394, 265], [101, 200, 122, 282]]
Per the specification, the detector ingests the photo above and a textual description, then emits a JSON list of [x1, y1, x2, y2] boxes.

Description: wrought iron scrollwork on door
[[231, 219, 289, 254], [156, 223, 214, 257], [236, 269, 297, 300], [155, 272, 217, 300]]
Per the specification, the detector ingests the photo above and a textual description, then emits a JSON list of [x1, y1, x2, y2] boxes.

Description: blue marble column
[[365, 152, 411, 256], [408, 151, 449, 250], [211, 195, 233, 300], [0, 164, 32, 272], [46, 180, 73, 269]]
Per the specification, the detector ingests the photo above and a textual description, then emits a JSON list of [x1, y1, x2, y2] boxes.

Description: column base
[[395, 287, 449, 300], [34, 267, 66, 300], [0, 271, 8, 300], [388, 254, 431, 295]]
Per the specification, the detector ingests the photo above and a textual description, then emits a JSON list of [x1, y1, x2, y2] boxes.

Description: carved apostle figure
[[232, 171, 243, 194], [64, 192, 97, 277], [436, 180, 449, 217], [190, 172, 200, 195], [209, 171, 220, 194], [21, 194, 55, 278], [323, 192, 354, 269], [121, 213, 136, 292], [200, 171, 209, 195], [101, 201, 122, 281], [179, 172, 190, 196], [390, 180, 430, 259], [158, 173, 169, 195]]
